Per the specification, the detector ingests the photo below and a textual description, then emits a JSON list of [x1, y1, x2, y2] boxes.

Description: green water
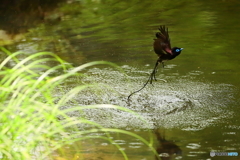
[[2, 0, 240, 159]]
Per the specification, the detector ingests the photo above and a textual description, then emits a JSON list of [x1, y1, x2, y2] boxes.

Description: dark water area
[[1, 0, 240, 159]]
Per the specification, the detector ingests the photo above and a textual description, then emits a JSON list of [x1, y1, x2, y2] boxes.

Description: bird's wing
[[154, 25, 172, 55]]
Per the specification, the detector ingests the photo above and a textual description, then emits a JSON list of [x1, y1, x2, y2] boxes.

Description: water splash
[[57, 66, 236, 130]]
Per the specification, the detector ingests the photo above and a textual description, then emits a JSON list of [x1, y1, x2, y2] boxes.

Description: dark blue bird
[[128, 25, 183, 100], [151, 25, 183, 83]]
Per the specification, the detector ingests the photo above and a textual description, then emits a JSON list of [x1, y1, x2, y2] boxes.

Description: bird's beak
[[180, 48, 184, 51]]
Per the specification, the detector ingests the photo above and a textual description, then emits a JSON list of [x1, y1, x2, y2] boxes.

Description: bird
[[150, 25, 183, 84], [128, 25, 183, 100]]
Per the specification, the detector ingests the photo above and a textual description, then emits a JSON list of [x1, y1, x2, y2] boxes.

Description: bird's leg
[[153, 65, 158, 81], [150, 60, 159, 84], [161, 62, 165, 68]]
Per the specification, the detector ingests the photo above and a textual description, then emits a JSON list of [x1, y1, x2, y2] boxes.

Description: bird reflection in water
[[154, 129, 182, 160]]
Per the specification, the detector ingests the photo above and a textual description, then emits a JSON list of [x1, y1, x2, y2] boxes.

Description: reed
[[0, 47, 158, 160]]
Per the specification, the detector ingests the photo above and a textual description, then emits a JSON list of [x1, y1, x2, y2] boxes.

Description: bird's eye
[[176, 49, 180, 52]]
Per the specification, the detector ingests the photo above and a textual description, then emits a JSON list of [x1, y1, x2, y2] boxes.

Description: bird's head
[[172, 47, 183, 56]]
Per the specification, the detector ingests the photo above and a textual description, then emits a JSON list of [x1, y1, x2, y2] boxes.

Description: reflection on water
[[154, 129, 182, 160], [53, 129, 182, 160]]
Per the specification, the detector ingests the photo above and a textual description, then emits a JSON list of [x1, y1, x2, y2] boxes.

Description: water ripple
[[57, 67, 236, 130]]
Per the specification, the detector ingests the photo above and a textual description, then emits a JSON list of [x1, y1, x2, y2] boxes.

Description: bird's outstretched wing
[[153, 25, 172, 55]]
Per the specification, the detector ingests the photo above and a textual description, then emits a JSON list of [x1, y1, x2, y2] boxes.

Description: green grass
[[0, 47, 159, 160]]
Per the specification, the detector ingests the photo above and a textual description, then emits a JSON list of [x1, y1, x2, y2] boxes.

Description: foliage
[[0, 47, 157, 160]]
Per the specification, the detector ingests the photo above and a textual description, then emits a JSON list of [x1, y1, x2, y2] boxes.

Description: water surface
[[1, 0, 240, 159]]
